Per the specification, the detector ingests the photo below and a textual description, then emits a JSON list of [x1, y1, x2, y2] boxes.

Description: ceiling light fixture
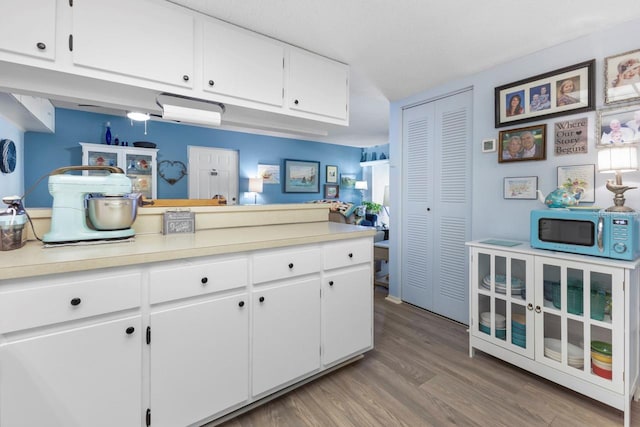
[[127, 111, 150, 121]]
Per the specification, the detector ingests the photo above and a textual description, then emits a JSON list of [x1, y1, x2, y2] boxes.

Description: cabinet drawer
[[150, 257, 248, 304], [0, 272, 141, 334], [323, 238, 372, 270], [253, 247, 321, 284]]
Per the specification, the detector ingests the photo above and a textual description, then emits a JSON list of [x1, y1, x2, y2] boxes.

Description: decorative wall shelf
[[360, 159, 389, 167]]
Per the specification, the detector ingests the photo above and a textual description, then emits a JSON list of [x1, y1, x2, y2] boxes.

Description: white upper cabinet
[[203, 20, 284, 106], [287, 48, 349, 120], [72, 0, 194, 88], [0, 0, 55, 60]]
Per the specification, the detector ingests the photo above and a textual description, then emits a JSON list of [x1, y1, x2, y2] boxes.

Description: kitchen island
[[0, 205, 376, 427]]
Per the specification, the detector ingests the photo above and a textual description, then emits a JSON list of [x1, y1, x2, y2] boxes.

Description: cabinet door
[[252, 277, 321, 397], [72, 0, 194, 88], [150, 294, 249, 427], [125, 150, 156, 199], [0, 316, 142, 427], [534, 257, 624, 393], [471, 248, 534, 358], [203, 19, 284, 106], [0, 0, 55, 60], [287, 48, 348, 120], [322, 265, 373, 365]]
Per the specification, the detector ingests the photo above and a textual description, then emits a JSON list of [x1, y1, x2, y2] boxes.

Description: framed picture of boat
[[283, 159, 320, 193]]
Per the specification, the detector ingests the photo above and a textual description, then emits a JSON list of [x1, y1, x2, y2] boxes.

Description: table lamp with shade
[[598, 145, 638, 212], [248, 177, 263, 204], [355, 180, 368, 199]]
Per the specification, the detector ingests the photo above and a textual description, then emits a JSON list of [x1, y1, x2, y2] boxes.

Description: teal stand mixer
[[43, 166, 138, 244]]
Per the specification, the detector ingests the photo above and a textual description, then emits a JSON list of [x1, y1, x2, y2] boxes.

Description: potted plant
[[362, 201, 382, 215]]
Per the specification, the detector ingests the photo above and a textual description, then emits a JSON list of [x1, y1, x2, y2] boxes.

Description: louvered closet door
[[402, 90, 472, 324]]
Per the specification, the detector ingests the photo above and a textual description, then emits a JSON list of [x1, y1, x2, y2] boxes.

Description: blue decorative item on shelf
[[370, 152, 377, 161], [360, 150, 367, 162], [105, 122, 112, 145], [379, 152, 387, 160]]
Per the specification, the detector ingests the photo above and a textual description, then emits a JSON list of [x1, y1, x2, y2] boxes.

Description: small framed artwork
[[554, 117, 588, 156], [324, 184, 339, 199], [495, 59, 595, 127], [596, 105, 640, 146], [604, 48, 640, 105], [283, 159, 320, 193], [504, 176, 538, 199], [257, 164, 280, 184], [340, 173, 357, 188], [482, 138, 496, 153], [557, 164, 595, 203], [326, 165, 338, 183], [498, 124, 547, 163]]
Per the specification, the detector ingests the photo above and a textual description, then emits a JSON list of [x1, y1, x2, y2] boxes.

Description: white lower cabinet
[[252, 277, 321, 397], [0, 316, 142, 427], [150, 294, 249, 427], [468, 240, 639, 427], [323, 265, 373, 366]]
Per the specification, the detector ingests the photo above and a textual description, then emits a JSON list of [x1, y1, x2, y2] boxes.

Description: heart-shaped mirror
[[158, 160, 187, 185]]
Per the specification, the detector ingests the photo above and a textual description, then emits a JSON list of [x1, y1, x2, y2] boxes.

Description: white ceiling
[[164, 0, 640, 147]]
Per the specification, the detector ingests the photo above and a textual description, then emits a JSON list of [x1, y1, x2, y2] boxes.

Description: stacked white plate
[[481, 274, 524, 295], [480, 312, 506, 328], [544, 338, 584, 368]]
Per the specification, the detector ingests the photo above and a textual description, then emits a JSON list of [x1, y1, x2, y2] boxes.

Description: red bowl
[[592, 361, 612, 380]]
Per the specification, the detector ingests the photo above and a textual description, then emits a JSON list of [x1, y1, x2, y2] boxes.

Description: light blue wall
[[24, 108, 363, 207], [391, 17, 640, 244], [0, 114, 24, 198]]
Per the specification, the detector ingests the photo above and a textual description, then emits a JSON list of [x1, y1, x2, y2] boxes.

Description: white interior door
[[188, 146, 239, 204], [401, 90, 472, 324]]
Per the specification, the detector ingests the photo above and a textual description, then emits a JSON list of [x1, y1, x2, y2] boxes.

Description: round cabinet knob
[[238, 301, 245, 308], [36, 42, 46, 50], [294, 99, 299, 105], [70, 297, 81, 306], [329, 281, 334, 286], [288, 263, 294, 269], [208, 80, 215, 86], [427, 208, 431, 212], [527, 303, 534, 311], [535, 305, 542, 313], [201, 277, 208, 285], [125, 327, 135, 335], [348, 253, 353, 258], [259, 296, 265, 303], [183, 75, 190, 82]]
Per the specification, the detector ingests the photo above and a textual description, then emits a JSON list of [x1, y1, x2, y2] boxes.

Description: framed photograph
[[604, 48, 640, 104], [557, 164, 595, 203], [283, 159, 320, 193], [340, 173, 357, 188], [324, 184, 339, 199], [482, 138, 496, 153], [498, 124, 547, 163], [504, 176, 538, 199], [596, 105, 640, 146], [326, 165, 338, 183], [495, 59, 595, 128], [257, 164, 280, 184]]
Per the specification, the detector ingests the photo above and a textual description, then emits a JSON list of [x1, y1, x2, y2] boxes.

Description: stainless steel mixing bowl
[[87, 196, 138, 230]]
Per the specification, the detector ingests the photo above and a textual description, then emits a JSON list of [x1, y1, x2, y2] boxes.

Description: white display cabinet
[[81, 142, 158, 200], [467, 239, 640, 427]]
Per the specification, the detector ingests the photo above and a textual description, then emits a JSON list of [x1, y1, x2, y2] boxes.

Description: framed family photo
[[498, 124, 547, 163], [495, 59, 595, 128], [596, 105, 640, 146], [504, 176, 538, 199], [557, 164, 595, 203], [283, 159, 320, 193], [604, 48, 640, 105]]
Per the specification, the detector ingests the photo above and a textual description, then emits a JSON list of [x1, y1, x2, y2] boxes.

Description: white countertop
[[1, 222, 376, 280]]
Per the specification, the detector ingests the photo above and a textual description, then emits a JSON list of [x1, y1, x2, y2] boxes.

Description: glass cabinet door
[[125, 152, 153, 199], [85, 149, 118, 176], [472, 248, 534, 358], [534, 257, 623, 392]]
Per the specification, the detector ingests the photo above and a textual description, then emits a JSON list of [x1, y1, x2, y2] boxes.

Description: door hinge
[[146, 408, 151, 426], [68, 34, 73, 52], [146, 326, 151, 345], [319, 344, 322, 356], [282, 87, 284, 99], [282, 57, 285, 68]]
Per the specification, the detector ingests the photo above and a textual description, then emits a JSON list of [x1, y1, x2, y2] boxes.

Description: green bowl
[[591, 340, 612, 356]]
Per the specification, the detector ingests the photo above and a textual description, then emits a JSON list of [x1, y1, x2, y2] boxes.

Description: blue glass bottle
[[105, 122, 112, 145]]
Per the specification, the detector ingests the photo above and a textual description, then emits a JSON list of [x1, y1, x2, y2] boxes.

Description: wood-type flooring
[[214, 286, 640, 427]]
